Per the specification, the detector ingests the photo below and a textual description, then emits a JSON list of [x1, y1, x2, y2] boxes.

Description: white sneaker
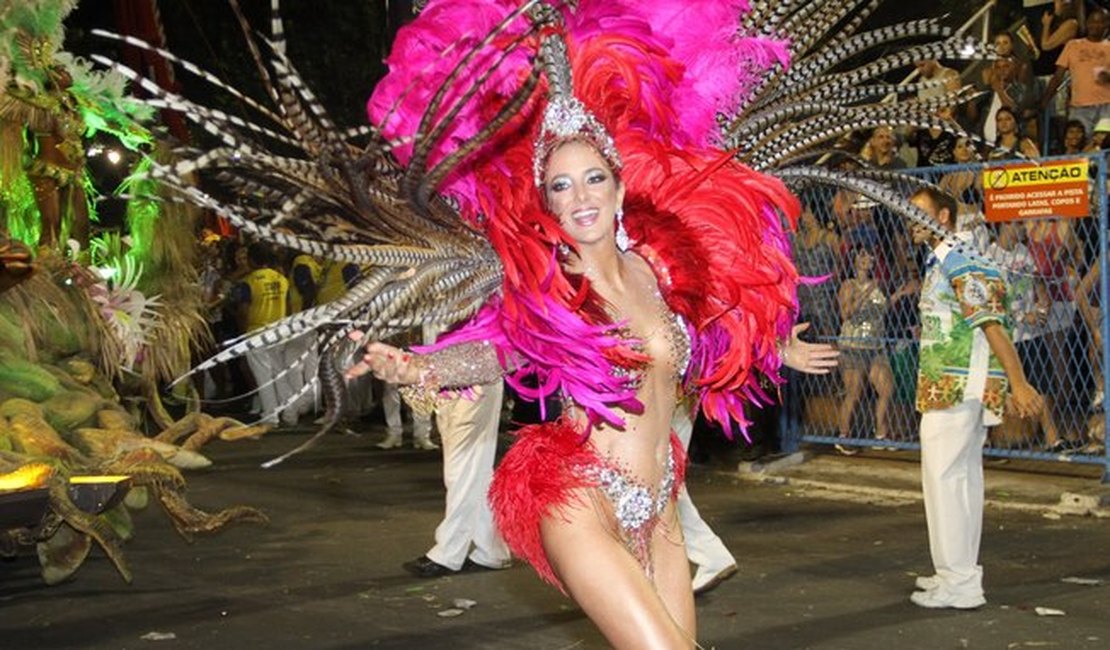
[[692, 563, 738, 596], [376, 435, 403, 450], [413, 437, 439, 451], [910, 587, 985, 610], [914, 575, 940, 591]]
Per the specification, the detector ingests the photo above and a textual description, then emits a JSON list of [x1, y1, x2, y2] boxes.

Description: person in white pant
[[908, 188, 1043, 610], [377, 325, 440, 451], [378, 381, 438, 450], [402, 381, 511, 576], [278, 332, 319, 426], [671, 404, 738, 596]]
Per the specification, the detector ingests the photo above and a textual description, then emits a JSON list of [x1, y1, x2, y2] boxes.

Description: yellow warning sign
[[983, 160, 1087, 190], [982, 159, 1090, 221]]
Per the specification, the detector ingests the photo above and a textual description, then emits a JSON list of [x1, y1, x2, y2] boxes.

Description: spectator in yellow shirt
[[231, 243, 295, 424]]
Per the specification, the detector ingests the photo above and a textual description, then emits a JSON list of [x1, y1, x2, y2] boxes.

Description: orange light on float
[[0, 463, 54, 528]]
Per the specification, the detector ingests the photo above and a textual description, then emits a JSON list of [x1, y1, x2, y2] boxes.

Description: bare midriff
[[564, 251, 691, 494]]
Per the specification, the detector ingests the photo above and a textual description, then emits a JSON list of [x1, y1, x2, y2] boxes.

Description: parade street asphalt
[[2, 424, 1109, 650]]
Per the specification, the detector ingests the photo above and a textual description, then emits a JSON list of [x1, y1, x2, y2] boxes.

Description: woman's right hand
[[345, 332, 422, 384]]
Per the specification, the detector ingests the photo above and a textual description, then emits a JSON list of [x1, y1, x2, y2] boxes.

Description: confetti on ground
[[1034, 607, 1066, 617], [1060, 576, 1102, 586]]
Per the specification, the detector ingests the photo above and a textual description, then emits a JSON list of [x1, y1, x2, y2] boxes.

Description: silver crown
[[533, 97, 622, 186]]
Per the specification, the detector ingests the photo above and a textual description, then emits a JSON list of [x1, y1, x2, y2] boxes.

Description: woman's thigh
[[650, 500, 695, 638], [541, 492, 695, 650], [869, 356, 894, 395], [841, 364, 865, 394]]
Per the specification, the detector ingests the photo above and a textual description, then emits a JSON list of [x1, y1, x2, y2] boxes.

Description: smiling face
[[1065, 124, 1086, 149], [543, 139, 626, 249]]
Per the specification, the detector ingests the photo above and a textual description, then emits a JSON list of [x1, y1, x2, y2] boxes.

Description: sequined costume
[[839, 279, 889, 370], [493, 420, 688, 589], [413, 243, 699, 589]]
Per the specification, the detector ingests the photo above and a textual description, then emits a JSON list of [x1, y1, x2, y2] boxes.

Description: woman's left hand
[[781, 323, 840, 374], [345, 334, 422, 384]]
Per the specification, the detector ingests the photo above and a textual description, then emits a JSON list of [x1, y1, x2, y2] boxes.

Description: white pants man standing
[[403, 381, 511, 576], [908, 187, 1043, 609]]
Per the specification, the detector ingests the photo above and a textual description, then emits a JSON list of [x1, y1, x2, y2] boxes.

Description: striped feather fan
[[90, 0, 516, 464]]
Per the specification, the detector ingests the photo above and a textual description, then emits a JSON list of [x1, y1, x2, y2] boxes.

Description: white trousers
[[245, 343, 297, 425], [919, 399, 987, 597], [381, 382, 432, 441], [282, 333, 319, 423], [425, 381, 510, 570], [673, 407, 736, 571], [386, 325, 438, 439], [382, 382, 403, 436]]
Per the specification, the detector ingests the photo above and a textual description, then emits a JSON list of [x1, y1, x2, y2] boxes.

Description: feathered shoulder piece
[[370, 0, 797, 435], [624, 159, 799, 435]]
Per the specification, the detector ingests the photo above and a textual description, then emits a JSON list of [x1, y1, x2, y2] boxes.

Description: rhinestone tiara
[[533, 97, 622, 187]]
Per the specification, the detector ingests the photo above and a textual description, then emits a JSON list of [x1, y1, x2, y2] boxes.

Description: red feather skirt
[[489, 419, 687, 593]]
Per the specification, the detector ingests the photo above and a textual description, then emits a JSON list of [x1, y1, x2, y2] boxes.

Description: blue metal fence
[[781, 153, 1110, 481]]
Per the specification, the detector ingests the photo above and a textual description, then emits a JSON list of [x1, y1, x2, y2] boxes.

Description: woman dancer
[[348, 8, 837, 645], [129, 0, 981, 644], [350, 129, 836, 650]]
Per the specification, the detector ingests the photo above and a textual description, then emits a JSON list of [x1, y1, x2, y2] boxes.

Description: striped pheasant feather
[[92, 0, 516, 464], [729, 0, 1012, 268]]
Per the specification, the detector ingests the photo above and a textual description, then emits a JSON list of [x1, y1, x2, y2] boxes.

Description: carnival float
[[0, 0, 266, 585]]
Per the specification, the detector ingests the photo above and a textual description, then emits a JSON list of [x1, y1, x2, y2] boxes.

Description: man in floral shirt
[[907, 188, 1043, 610]]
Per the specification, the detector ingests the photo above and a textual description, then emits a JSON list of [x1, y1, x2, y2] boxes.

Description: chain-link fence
[[782, 153, 1109, 481]]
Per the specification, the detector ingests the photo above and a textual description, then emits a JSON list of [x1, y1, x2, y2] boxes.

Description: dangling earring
[[557, 242, 570, 257], [615, 206, 630, 252]]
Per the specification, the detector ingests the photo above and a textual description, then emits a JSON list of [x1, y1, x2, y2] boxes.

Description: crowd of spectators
[[790, 1, 1110, 455]]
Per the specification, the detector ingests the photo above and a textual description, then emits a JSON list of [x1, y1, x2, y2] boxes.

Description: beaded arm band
[[398, 340, 505, 415]]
